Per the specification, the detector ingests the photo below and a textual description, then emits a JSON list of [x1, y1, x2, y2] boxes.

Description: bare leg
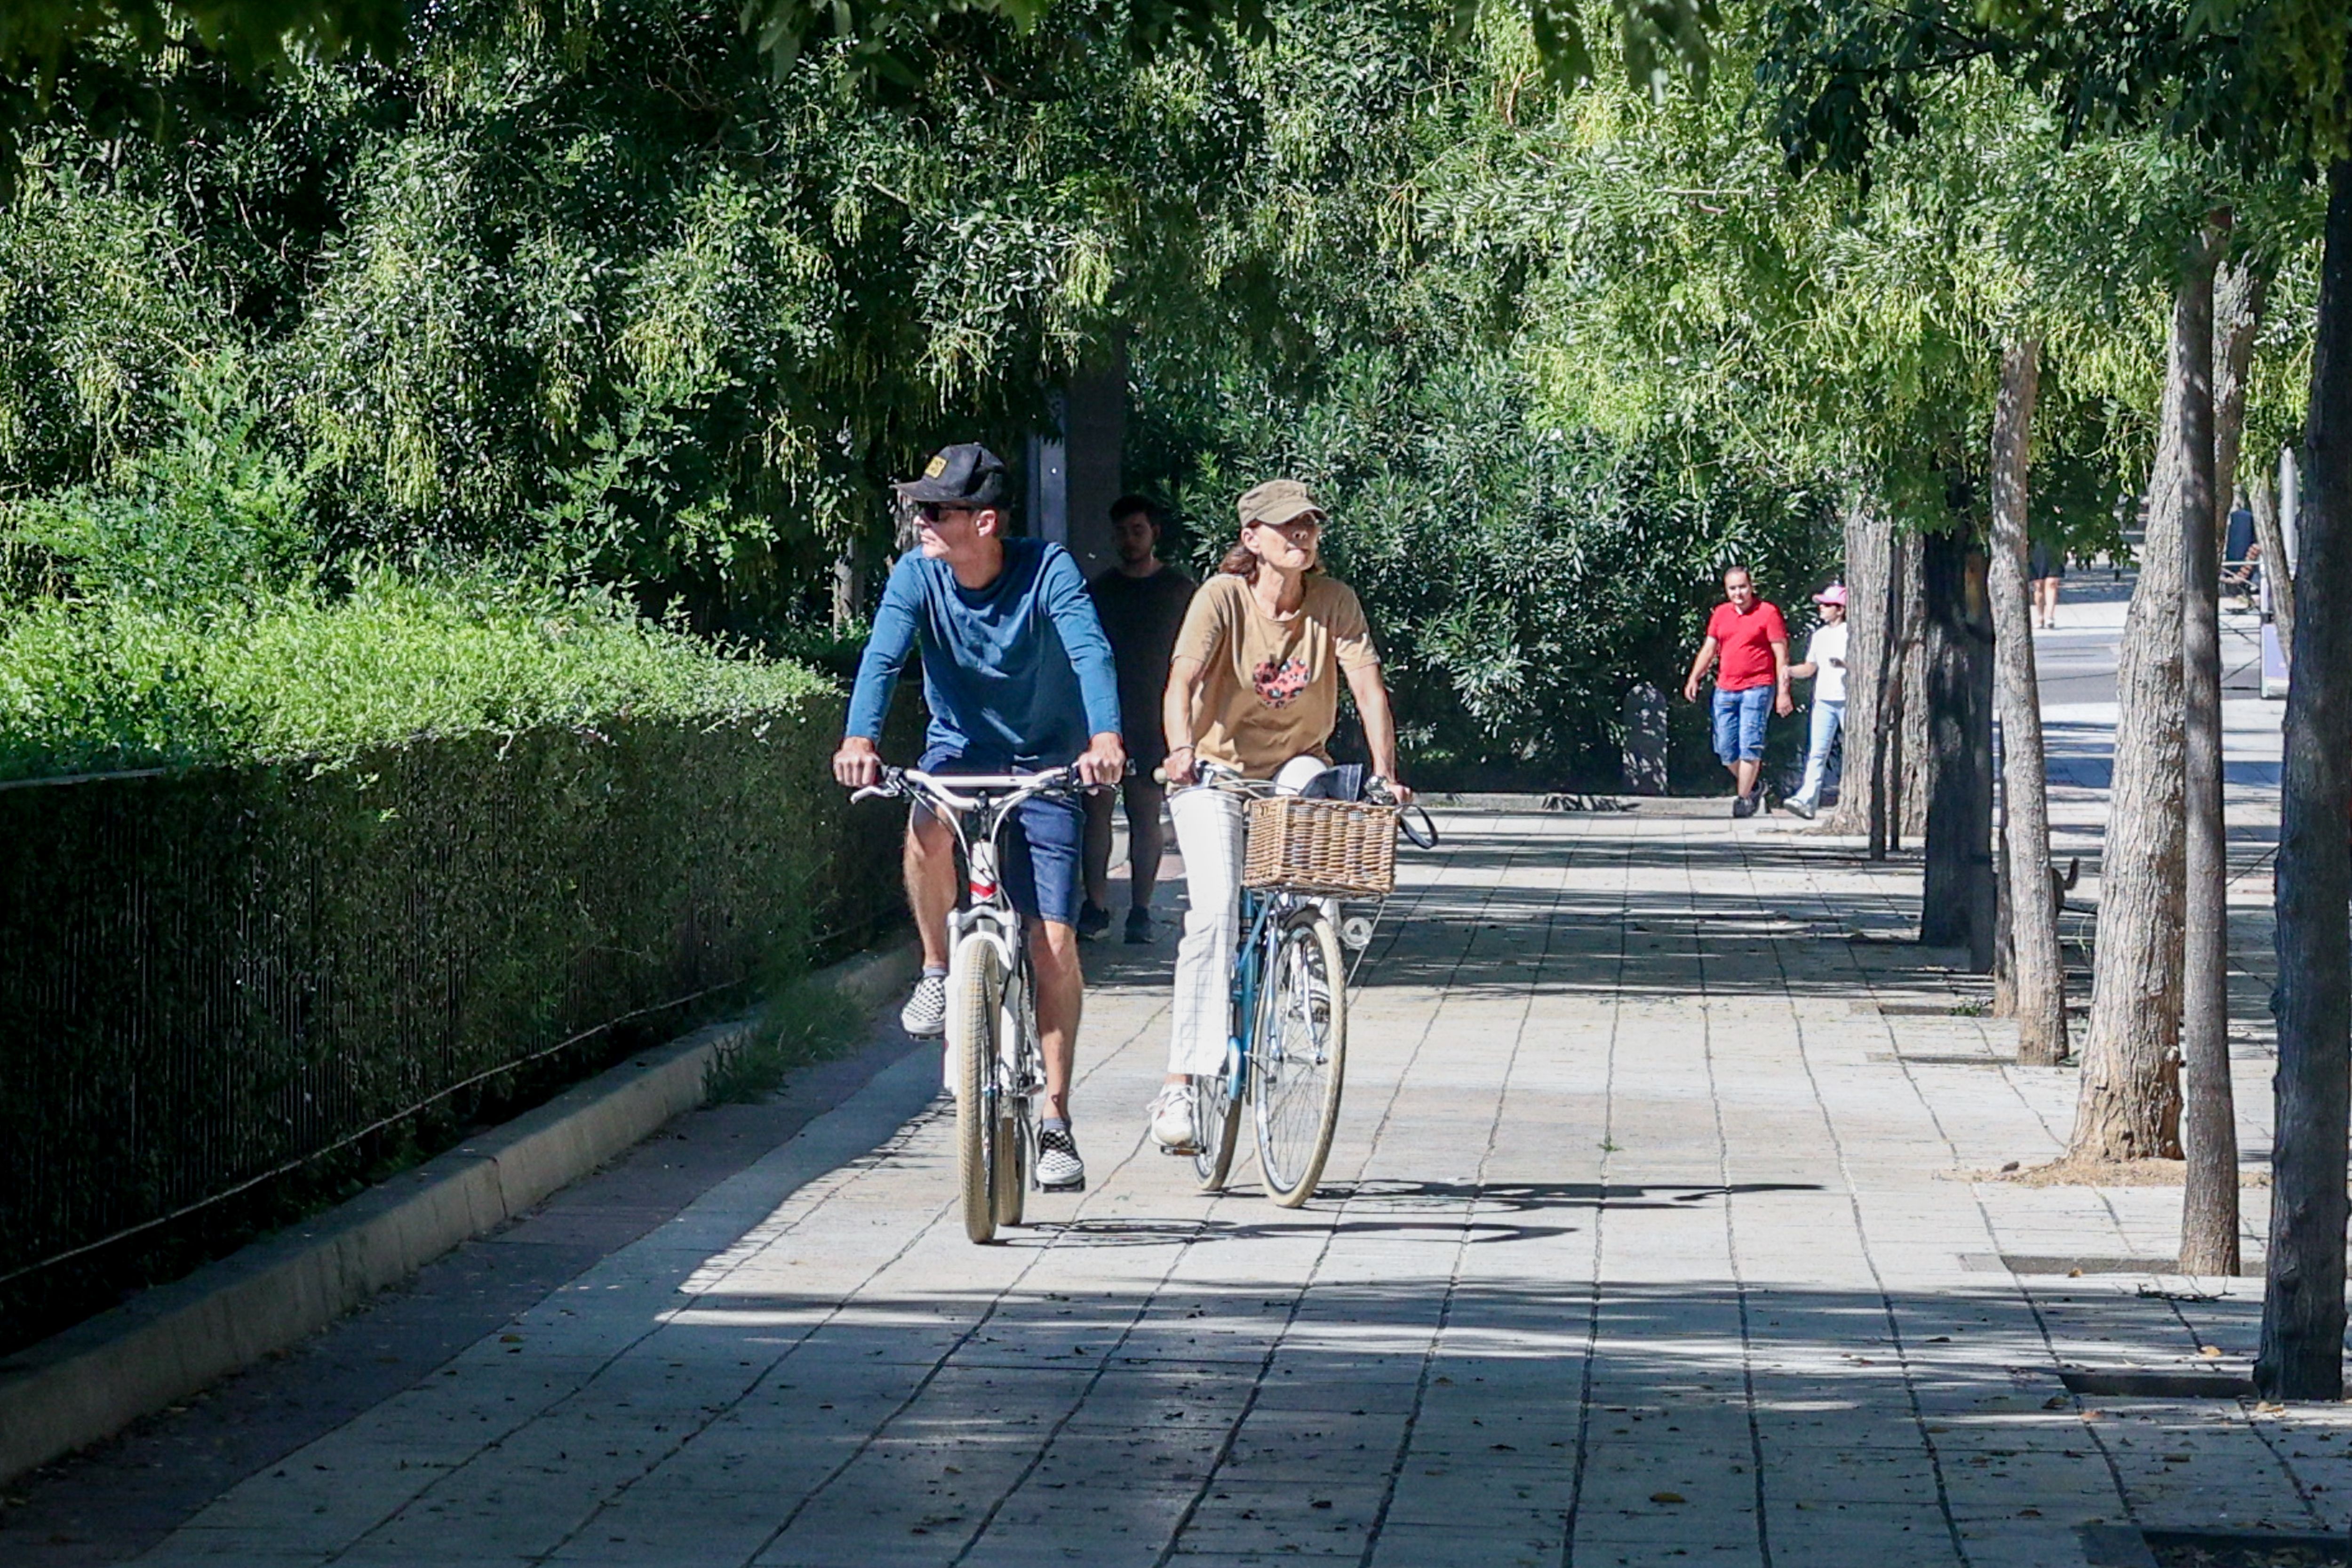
[[1081, 788, 1115, 911], [905, 812, 958, 970], [1030, 919, 1083, 1121], [1124, 777, 1168, 909], [1734, 758, 1762, 798]]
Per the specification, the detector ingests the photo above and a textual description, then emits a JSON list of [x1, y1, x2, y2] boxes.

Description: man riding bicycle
[[832, 443, 1125, 1192], [1152, 478, 1411, 1154]]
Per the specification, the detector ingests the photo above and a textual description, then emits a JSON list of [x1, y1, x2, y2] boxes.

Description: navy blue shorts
[[917, 746, 1085, 930]]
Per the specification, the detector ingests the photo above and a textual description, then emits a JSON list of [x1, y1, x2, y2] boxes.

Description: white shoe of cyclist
[[1036, 1124, 1086, 1191], [1148, 1083, 1198, 1153], [900, 972, 947, 1038]]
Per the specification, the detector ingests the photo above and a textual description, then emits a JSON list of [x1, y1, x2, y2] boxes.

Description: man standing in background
[[1080, 496, 1196, 942], [1782, 583, 1848, 820], [1682, 564, 1792, 818], [2223, 489, 2261, 613]]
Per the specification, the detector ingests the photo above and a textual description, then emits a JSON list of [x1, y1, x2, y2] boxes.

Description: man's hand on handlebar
[[833, 735, 883, 789], [1076, 732, 1127, 789], [1371, 776, 1416, 806]]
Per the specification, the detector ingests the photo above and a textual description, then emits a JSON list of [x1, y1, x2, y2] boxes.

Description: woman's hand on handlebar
[[833, 735, 883, 789], [1159, 744, 1197, 787]]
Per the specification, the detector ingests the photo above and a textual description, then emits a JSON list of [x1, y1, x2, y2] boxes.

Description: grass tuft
[[705, 973, 871, 1105]]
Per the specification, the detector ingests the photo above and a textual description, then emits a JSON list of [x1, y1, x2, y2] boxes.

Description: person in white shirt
[[1783, 584, 1849, 820]]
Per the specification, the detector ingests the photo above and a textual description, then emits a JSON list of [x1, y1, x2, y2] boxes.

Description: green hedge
[[0, 703, 901, 1348], [0, 574, 831, 783]]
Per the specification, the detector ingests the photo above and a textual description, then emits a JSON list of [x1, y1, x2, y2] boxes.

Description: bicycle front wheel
[[947, 942, 1006, 1244], [1252, 909, 1347, 1207]]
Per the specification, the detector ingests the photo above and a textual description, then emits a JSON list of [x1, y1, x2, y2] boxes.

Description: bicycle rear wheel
[[993, 969, 1034, 1229], [1252, 909, 1347, 1207], [991, 1112, 1027, 1228], [948, 942, 1006, 1244], [1190, 1067, 1244, 1193]]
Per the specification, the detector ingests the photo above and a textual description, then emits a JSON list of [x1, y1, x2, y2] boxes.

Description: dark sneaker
[[1036, 1125, 1086, 1191], [1076, 902, 1112, 940], [1731, 793, 1756, 819], [900, 973, 947, 1037], [1124, 907, 1153, 944]]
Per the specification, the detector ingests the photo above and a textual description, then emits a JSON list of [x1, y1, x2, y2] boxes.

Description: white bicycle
[[849, 764, 1083, 1244]]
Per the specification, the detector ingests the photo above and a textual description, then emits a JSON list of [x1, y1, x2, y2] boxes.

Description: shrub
[[0, 708, 903, 1352], [0, 572, 827, 782]]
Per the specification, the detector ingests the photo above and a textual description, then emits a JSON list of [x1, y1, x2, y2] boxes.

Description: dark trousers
[[1082, 775, 1169, 912]]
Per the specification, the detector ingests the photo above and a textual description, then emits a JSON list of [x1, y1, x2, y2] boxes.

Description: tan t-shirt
[[1173, 573, 1380, 777]]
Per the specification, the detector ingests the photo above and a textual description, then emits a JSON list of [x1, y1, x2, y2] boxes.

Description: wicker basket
[[1241, 795, 1400, 896]]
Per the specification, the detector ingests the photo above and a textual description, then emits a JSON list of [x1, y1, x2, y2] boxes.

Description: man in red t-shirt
[[1681, 565, 1792, 817]]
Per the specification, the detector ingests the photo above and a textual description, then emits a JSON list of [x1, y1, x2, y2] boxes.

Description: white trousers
[[1793, 698, 1844, 805], [1166, 757, 1328, 1076]]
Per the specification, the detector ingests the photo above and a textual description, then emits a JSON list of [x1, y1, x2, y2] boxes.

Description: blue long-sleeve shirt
[[845, 539, 1123, 767]]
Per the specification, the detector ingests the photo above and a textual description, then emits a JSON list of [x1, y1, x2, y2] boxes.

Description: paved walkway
[[8, 582, 2336, 1568]]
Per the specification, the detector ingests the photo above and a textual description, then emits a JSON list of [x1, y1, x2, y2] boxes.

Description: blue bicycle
[[1184, 771, 1435, 1207]]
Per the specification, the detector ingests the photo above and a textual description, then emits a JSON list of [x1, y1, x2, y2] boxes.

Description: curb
[[0, 939, 919, 1485]]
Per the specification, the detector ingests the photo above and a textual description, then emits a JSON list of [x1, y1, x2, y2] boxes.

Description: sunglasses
[[914, 502, 977, 524]]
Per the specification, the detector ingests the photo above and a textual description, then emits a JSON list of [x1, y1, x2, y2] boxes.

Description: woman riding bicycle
[[1149, 478, 1412, 1154]]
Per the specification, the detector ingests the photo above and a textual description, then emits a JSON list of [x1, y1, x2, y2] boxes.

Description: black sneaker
[[1076, 902, 1111, 940], [1731, 793, 1756, 819], [1124, 908, 1153, 944], [1036, 1125, 1086, 1191]]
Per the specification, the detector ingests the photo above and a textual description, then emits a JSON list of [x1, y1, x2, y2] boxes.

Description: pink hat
[[1813, 583, 1848, 607]]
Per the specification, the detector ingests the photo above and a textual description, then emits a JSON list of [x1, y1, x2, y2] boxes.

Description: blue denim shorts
[[1710, 684, 1773, 764], [916, 745, 1085, 929]]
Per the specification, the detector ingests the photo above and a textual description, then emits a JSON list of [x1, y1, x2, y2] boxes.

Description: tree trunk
[[1987, 338, 2068, 1064], [2251, 471, 2296, 667], [1921, 532, 1996, 971], [1993, 773, 2017, 1014], [1831, 493, 1896, 852], [2069, 240, 2213, 1165], [2181, 215, 2240, 1275], [1888, 541, 1931, 851], [2256, 158, 2352, 1402], [2213, 259, 2263, 520]]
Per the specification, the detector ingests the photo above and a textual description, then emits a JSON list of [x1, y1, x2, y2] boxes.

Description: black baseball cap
[[896, 443, 1011, 507]]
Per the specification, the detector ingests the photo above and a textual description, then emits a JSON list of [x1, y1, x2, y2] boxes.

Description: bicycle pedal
[[1157, 1141, 1202, 1157]]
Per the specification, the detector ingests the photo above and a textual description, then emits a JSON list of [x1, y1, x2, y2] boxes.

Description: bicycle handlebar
[[1148, 764, 1439, 850], [849, 764, 1084, 814]]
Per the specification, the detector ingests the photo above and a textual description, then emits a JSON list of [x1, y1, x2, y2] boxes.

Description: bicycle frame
[[853, 766, 1072, 1124]]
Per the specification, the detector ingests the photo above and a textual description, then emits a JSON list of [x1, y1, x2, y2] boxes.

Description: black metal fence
[[0, 706, 900, 1344]]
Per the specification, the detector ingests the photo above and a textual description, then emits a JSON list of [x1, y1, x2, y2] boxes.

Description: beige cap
[[1237, 478, 1326, 529]]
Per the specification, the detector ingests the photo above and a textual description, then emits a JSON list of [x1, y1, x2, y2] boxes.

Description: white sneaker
[[900, 973, 946, 1037], [1148, 1084, 1198, 1153], [1036, 1125, 1086, 1191]]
